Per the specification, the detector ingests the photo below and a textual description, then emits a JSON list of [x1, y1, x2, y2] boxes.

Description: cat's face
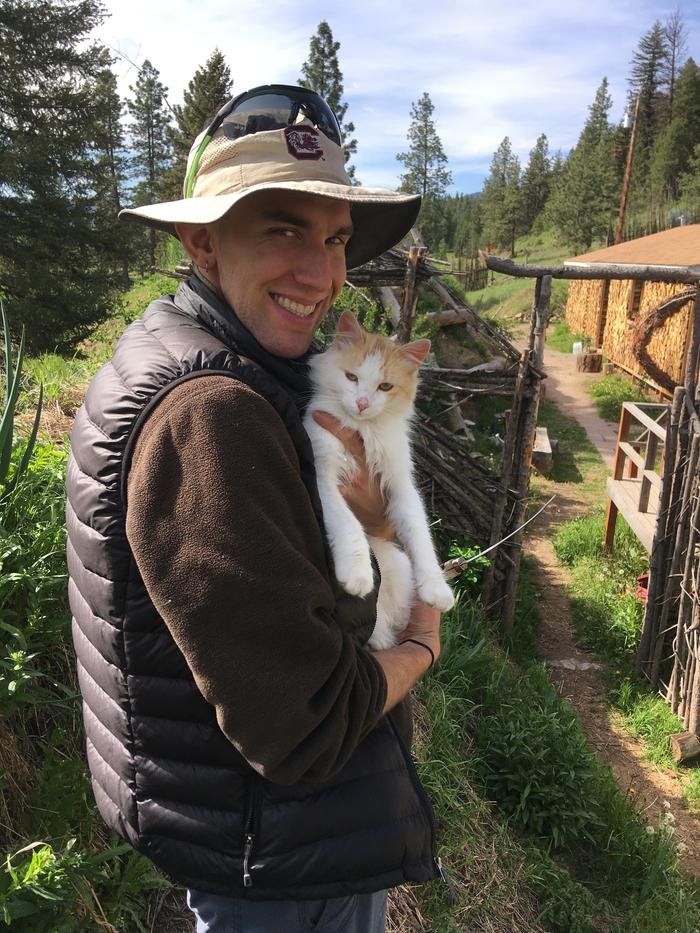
[[319, 312, 430, 422]]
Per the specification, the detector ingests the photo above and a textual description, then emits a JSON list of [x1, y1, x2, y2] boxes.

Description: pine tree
[[396, 93, 451, 248], [127, 60, 174, 269], [521, 134, 551, 231], [547, 79, 615, 249], [627, 21, 669, 192], [300, 21, 358, 180], [663, 9, 688, 122], [89, 55, 132, 286], [164, 49, 232, 199], [480, 137, 523, 256], [0, 0, 124, 350]]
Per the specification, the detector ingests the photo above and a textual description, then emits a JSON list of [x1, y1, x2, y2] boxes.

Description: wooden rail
[[604, 401, 671, 552]]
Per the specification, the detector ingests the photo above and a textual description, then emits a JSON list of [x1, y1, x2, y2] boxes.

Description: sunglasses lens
[[218, 91, 342, 147]]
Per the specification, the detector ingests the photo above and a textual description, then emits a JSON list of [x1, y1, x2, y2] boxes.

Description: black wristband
[[400, 638, 435, 668]]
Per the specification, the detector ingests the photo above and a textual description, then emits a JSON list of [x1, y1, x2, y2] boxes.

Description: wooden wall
[[567, 278, 693, 390]]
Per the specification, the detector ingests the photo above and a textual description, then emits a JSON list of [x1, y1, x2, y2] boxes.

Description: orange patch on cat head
[[331, 311, 430, 396]]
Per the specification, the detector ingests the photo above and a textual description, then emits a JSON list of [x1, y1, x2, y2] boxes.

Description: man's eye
[[378, 382, 393, 392], [345, 372, 358, 382]]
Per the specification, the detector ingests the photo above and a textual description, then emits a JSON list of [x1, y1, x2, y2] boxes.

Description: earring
[[204, 261, 209, 272]]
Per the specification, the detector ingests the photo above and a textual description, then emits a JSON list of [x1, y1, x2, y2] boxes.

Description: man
[[66, 84, 444, 932]]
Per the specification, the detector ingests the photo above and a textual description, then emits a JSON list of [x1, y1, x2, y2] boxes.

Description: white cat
[[304, 311, 455, 649]]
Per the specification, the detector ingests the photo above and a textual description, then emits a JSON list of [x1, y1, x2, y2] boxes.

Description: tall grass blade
[[9, 384, 44, 494], [2, 301, 12, 410], [0, 327, 26, 483]]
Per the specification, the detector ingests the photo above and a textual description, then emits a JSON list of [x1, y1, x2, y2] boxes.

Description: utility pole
[[614, 94, 640, 245]]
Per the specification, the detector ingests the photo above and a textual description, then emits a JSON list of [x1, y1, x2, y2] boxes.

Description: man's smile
[[271, 293, 325, 318]]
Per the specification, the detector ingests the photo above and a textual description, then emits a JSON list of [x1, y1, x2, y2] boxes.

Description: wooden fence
[[636, 383, 700, 738]]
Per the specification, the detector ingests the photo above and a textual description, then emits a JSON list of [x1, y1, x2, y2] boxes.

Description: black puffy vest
[[66, 278, 438, 899]]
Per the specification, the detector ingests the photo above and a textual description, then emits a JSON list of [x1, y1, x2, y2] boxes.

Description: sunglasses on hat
[[184, 84, 343, 197]]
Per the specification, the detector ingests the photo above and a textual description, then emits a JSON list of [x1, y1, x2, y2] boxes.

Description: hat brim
[[119, 180, 421, 269]]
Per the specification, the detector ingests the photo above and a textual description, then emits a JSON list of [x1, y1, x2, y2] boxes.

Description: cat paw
[[337, 562, 375, 598], [417, 578, 455, 612], [368, 626, 397, 650]]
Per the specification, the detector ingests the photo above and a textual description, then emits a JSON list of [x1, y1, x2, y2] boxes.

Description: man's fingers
[[312, 410, 365, 459]]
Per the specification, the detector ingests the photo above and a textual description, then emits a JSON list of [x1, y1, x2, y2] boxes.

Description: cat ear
[[398, 339, 431, 367], [335, 311, 363, 343]]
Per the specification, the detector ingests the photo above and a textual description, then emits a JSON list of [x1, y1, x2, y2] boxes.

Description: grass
[[533, 399, 608, 503], [0, 443, 167, 930], [552, 508, 700, 818], [547, 320, 589, 353], [461, 231, 574, 326], [587, 373, 651, 423], [553, 508, 648, 665]]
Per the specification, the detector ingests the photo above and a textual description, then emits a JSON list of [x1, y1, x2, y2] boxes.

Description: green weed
[[613, 678, 685, 768], [554, 510, 647, 662], [546, 320, 589, 353], [477, 664, 603, 848], [0, 838, 165, 932], [447, 536, 490, 598], [587, 373, 651, 424]]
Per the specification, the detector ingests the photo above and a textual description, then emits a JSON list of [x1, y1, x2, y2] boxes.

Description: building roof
[[567, 224, 700, 270]]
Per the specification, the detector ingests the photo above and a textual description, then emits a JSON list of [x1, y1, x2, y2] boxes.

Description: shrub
[[476, 666, 602, 848]]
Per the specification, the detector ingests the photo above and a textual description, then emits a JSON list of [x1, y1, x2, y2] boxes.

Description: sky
[[94, 0, 700, 195]]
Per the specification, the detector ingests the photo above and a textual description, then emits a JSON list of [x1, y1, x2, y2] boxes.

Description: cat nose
[[356, 397, 369, 412]]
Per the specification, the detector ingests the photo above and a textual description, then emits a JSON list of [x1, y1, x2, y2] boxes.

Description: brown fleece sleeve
[[125, 375, 387, 785]]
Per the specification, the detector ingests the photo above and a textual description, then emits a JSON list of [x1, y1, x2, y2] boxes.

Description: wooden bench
[[532, 425, 554, 475]]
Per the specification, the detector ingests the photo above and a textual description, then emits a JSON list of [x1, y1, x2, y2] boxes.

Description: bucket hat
[[119, 84, 421, 269]]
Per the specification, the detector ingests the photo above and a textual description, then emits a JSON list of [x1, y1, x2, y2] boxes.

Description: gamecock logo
[[284, 126, 324, 160]]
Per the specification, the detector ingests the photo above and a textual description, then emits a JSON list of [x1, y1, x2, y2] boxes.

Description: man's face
[[208, 190, 352, 358]]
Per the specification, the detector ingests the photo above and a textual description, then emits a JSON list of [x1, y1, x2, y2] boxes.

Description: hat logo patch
[[284, 125, 324, 160]]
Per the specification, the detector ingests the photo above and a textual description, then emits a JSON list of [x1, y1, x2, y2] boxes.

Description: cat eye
[[378, 382, 393, 392], [345, 372, 358, 382]]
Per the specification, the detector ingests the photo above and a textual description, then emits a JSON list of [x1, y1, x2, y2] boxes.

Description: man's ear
[[175, 222, 218, 283]]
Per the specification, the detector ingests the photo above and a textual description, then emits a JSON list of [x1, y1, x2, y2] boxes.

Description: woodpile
[[567, 276, 697, 396], [566, 279, 606, 338]]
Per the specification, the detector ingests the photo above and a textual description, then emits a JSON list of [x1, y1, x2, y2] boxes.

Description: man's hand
[[312, 410, 394, 540], [397, 599, 441, 665], [372, 600, 442, 713]]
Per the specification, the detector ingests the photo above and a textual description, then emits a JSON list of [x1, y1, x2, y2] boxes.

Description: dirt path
[[525, 343, 700, 877]]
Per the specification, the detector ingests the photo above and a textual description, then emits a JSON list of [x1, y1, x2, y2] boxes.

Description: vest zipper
[[243, 832, 255, 888], [386, 713, 440, 881], [387, 712, 449, 889], [242, 777, 261, 889]]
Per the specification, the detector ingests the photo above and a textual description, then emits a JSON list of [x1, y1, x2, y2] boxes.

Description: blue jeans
[[186, 888, 388, 932]]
